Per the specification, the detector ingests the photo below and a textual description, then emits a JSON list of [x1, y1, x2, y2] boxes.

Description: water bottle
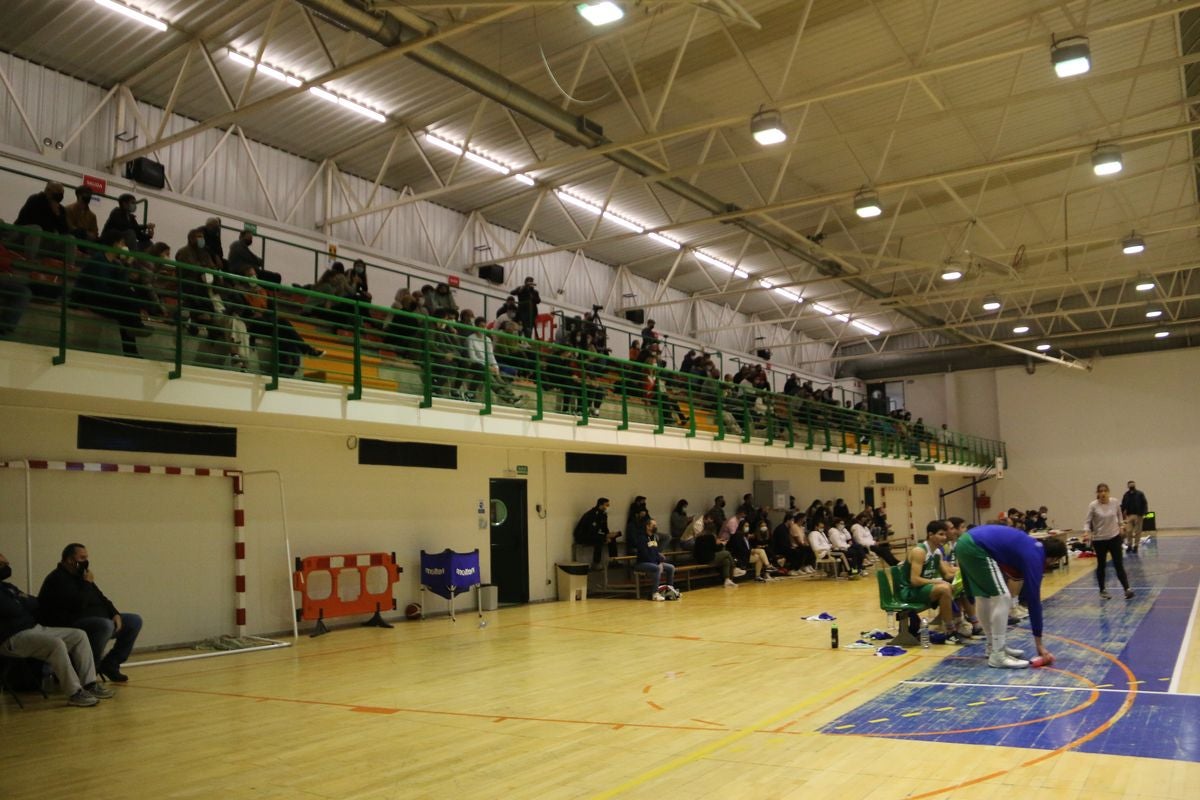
[[830, 622, 839, 649], [919, 617, 930, 649]]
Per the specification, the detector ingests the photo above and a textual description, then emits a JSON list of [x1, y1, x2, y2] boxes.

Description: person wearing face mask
[[65, 185, 100, 241], [348, 259, 371, 302], [0, 552, 114, 707], [71, 228, 154, 356], [13, 180, 76, 280], [101, 192, 155, 248], [37, 544, 143, 683], [176, 227, 239, 366]]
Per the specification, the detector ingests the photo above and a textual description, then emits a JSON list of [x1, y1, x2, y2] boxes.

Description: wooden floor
[[4, 532, 1198, 800]]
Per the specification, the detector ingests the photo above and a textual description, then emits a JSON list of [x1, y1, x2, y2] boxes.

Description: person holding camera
[[510, 276, 540, 338]]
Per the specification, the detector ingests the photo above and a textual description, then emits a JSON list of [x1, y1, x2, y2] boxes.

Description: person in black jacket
[[633, 520, 678, 600], [101, 193, 155, 248], [510, 277, 540, 338], [573, 498, 621, 568], [37, 543, 143, 683], [1120, 481, 1149, 554], [1, 552, 112, 706]]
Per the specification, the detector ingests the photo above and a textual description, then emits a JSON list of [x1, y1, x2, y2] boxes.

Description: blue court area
[[822, 535, 1200, 762]]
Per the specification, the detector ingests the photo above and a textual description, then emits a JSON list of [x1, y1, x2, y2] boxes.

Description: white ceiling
[[3, 0, 1197, 376]]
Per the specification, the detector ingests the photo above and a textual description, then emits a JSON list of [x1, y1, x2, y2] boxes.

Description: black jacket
[[573, 506, 610, 544], [0, 582, 38, 646], [1121, 489, 1148, 516], [37, 565, 118, 627]]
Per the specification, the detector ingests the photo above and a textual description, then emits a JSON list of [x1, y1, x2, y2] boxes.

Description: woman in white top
[[1084, 483, 1133, 600]]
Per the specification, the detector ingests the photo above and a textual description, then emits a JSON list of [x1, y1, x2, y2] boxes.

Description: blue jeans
[[636, 561, 675, 593], [76, 613, 143, 669]]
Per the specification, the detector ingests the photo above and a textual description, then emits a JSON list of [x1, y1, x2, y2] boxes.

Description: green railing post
[[348, 302, 363, 401], [763, 393, 774, 446], [479, 337, 493, 416], [713, 384, 726, 441], [265, 300, 280, 391], [741, 393, 751, 444], [577, 358, 590, 426], [531, 347, 544, 421], [51, 256, 68, 365], [653, 370, 665, 434], [418, 316, 433, 408], [685, 378, 697, 438], [168, 266, 183, 379], [617, 365, 630, 431]]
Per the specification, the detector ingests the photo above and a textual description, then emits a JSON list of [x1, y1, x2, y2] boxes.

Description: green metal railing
[[0, 222, 1007, 468]]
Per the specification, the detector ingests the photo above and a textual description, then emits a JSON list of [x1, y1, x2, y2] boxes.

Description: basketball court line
[[1170, 579, 1200, 692], [902, 678, 1200, 699]]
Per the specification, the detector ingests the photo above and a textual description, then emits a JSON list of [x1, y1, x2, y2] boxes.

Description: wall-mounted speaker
[[477, 263, 505, 284]]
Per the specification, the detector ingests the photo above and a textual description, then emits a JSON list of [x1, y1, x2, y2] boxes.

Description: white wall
[[894, 348, 1198, 529], [0, 397, 961, 643]]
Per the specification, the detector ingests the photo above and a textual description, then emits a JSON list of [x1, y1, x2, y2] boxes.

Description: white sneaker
[[803, 566, 815, 574], [988, 653, 1030, 669], [724, 578, 737, 588], [987, 644, 1026, 658], [651, 592, 665, 601], [732, 567, 748, 578]]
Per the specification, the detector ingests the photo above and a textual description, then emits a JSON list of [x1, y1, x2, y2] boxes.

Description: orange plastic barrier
[[292, 552, 402, 636]]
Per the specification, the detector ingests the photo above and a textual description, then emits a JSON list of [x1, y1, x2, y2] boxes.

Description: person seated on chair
[[728, 519, 772, 582], [101, 193, 155, 249], [894, 521, 967, 645], [828, 520, 867, 577], [574, 498, 621, 568], [37, 543, 143, 682], [1, 551, 113, 706], [852, 512, 897, 566], [691, 527, 745, 588], [807, 521, 849, 577], [633, 520, 679, 601]]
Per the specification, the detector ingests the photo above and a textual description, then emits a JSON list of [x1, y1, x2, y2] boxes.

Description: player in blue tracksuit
[[954, 524, 1067, 669]]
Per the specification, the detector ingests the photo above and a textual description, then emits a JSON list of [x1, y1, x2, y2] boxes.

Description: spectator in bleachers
[[226, 229, 262, 276], [426, 282, 458, 315], [728, 518, 772, 581], [495, 296, 518, 324], [833, 498, 852, 523], [12, 180, 75, 274], [234, 263, 322, 376], [461, 316, 523, 406], [64, 185, 99, 242], [202, 217, 225, 268], [789, 513, 817, 573], [308, 262, 354, 328], [384, 288, 419, 359], [771, 512, 804, 573], [828, 519, 867, 576], [707, 495, 727, 531], [574, 497, 620, 568], [493, 320, 532, 377], [640, 319, 658, 344], [678, 513, 704, 553], [633, 520, 679, 601], [175, 227, 236, 367], [101, 193, 155, 249], [669, 499, 692, 549], [510, 276, 539, 337], [71, 229, 154, 357], [348, 259, 371, 302], [428, 308, 466, 398], [852, 512, 897, 566], [691, 526, 744, 588]]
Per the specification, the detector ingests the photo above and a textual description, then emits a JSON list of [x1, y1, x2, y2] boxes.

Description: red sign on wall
[[447, 275, 461, 288], [82, 175, 107, 195]]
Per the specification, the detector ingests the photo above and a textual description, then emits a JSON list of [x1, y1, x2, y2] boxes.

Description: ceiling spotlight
[[750, 107, 787, 146], [1091, 143, 1123, 176], [1035, 343, 1052, 352], [1012, 325, 1030, 334], [854, 189, 882, 219], [981, 295, 1002, 312], [576, 1, 624, 26], [1135, 274, 1155, 291], [940, 269, 963, 281], [1051, 35, 1091, 78], [1154, 330, 1170, 339], [1145, 306, 1163, 319], [1121, 232, 1145, 255]]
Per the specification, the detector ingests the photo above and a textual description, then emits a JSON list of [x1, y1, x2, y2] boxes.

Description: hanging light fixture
[[1134, 273, 1155, 292], [1154, 330, 1170, 339], [854, 189, 882, 219], [981, 295, 1002, 311], [1035, 343, 1052, 352], [1091, 143, 1123, 176], [576, 1, 624, 26], [1051, 35, 1091, 78], [940, 264, 963, 281], [1012, 324, 1030, 334], [750, 107, 787, 146], [93, 0, 168, 31], [1121, 232, 1145, 255], [1145, 304, 1163, 319]]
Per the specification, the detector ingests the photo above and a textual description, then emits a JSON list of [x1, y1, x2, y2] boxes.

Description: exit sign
[[515, 465, 528, 475]]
